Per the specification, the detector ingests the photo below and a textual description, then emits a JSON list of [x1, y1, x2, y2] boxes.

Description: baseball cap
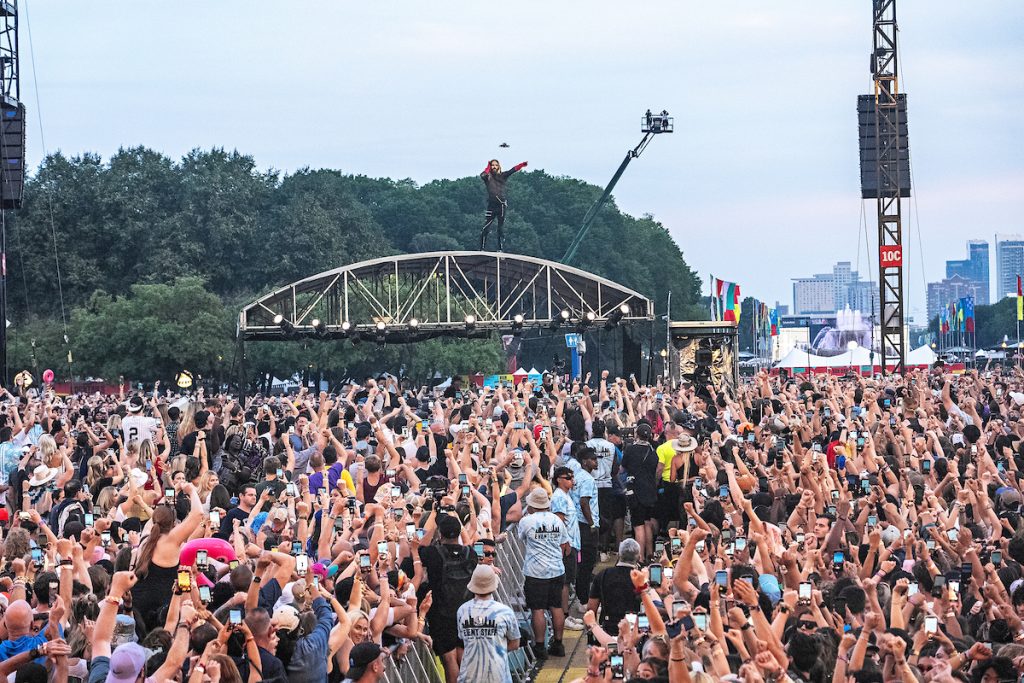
[[105, 643, 147, 683], [347, 642, 384, 679]]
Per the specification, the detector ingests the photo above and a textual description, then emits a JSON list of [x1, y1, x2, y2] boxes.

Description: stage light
[[340, 321, 352, 334], [376, 321, 387, 332], [312, 319, 327, 336], [409, 318, 420, 329], [465, 314, 476, 331], [550, 309, 571, 330], [375, 321, 387, 344], [274, 314, 295, 334], [604, 303, 631, 330], [512, 314, 524, 335]]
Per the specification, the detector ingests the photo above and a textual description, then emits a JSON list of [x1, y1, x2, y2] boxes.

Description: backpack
[[437, 545, 478, 616]]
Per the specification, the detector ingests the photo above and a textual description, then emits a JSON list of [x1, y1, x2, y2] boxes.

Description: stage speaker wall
[[0, 101, 25, 210], [622, 328, 643, 380], [857, 94, 910, 199]]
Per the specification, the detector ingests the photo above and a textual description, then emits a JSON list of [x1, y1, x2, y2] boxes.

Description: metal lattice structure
[[0, 1, 17, 106], [871, 0, 908, 374], [239, 251, 654, 342]]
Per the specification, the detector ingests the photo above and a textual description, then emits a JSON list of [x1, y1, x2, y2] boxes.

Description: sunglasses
[[483, 552, 497, 558], [798, 621, 817, 630]]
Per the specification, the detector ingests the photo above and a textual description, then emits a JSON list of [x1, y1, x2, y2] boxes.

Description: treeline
[[7, 147, 703, 383]]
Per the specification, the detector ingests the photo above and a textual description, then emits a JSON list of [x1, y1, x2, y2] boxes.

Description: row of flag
[[710, 276, 778, 337], [939, 296, 975, 334]]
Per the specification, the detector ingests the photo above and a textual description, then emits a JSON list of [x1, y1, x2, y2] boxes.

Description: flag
[[963, 296, 975, 333], [956, 298, 966, 333], [939, 306, 948, 334], [712, 277, 741, 323], [1018, 275, 1022, 322], [769, 309, 779, 336]]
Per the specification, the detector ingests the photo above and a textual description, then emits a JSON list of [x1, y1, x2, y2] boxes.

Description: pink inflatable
[[42, 369, 54, 383], [180, 537, 237, 567]]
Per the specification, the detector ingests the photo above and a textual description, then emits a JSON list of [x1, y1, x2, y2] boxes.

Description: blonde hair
[[38, 434, 58, 462]]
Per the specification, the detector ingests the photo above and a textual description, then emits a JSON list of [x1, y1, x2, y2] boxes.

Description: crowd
[[0, 363, 1022, 683]]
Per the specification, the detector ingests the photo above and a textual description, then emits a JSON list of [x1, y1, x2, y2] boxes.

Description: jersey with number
[[457, 597, 518, 683], [121, 415, 160, 446]]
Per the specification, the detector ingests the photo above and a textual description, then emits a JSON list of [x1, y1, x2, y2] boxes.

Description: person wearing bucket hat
[[456, 565, 520, 683], [518, 486, 569, 658]]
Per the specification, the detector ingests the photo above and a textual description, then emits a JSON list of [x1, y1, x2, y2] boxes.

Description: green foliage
[[7, 148, 703, 382]]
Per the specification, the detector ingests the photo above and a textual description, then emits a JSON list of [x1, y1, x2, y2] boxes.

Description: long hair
[[38, 434, 58, 463], [488, 159, 501, 173], [139, 439, 156, 465], [134, 505, 175, 577], [86, 456, 106, 489], [179, 403, 198, 439]]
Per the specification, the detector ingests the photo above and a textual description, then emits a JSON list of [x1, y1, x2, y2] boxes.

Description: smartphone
[[229, 609, 242, 625], [291, 540, 303, 556], [867, 515, 877, 527], [715, 570, 728, 587], [229, 560, 239, 570], [932, 575, 946, 598], [208, 509, 221, 527], [833, 551, 845, 567], [949, 579, 960, 601], [199, 585, 211, 604], [177, 570, 191, 592], [925, 616, 937, 634], [84, 513, 94, 527], [296, 554, 309, 576], [992, 550, 1003, 566], [406, 523, 416, 540], [694, 613, 708, 631], [961, 562, 973, 580], [695, 540, 705, 553], [386, 469, 396, 478], [922, 459, 931, 473], [416, 528, 427, 539], [795, 532, 805, 546], [649, 564, 663, 586], [164, 488, 175, 500], [377, 541, 388, 555], [680, 615, 695, 632], [637, 615, 650, 631], [609, 653, 625, 680], [831, 490, 840, 502], [458, 473, 468, 485], [719, 485, 729, 500], [735, 537, 747, 552], [48, 581, 58, 606], [799, 581, 811, 604], [359, 554, 371, 570], [908, 582, 918, 596], [391, 486, 402, 498], [474, 542, 484, 558], [101, 531, 112, 547], [946, 529, 959, 542], [655, 542, 665, 557], [671, 537, 682, 554], [722, 528, 733, 543], [196, 549, 209, 569]]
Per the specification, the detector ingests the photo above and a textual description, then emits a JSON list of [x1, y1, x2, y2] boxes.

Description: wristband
[[28, 647, 40, 660], [252, 576, 261, 583], [633, 583, 649, 594]]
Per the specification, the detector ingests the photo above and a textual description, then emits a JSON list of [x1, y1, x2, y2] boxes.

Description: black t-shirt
[[589, 565, 640, 630], [419, 542, 474, 614], [217, 506, 250, 540], [621, 442, 659, 505]]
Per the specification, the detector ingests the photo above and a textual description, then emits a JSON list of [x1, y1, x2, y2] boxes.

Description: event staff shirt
[[456, 597, 519, 683], [518, 510, 568, 579]]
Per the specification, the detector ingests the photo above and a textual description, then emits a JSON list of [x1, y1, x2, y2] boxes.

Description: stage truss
[[239, 251, 654, 343]]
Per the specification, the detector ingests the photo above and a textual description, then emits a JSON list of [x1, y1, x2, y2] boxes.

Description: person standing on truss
[[479, 158, 527, 251]]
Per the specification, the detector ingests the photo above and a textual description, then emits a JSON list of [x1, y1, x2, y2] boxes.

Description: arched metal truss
[[239, 251, 653, 343]]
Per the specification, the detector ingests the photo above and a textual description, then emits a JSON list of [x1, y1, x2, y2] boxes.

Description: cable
[[22, 0, 70, 343]]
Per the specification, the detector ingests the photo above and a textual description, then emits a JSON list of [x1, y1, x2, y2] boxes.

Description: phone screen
[[833, 551, 845, 566], [925, 616, 937, 634], [199, 585, 211, 603], [649, 565, 663, 585], [177, 570, 191, 592], [694, 613, 708, 631], [230, 609, 242, 625], [715, 570, 728, 587], [296, 555, 309, 575], [359, 554, 371, 569], [799, 582, 811, 600], [210, 510, 221, 527], [196, 549, 208, 566]]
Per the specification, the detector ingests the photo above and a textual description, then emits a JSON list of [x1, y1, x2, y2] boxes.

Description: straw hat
[[28, 464, 58, 487]]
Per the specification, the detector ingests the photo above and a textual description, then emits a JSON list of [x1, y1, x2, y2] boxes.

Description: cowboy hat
[[28, 464, 58, 487], [672, 435, 698, 452]]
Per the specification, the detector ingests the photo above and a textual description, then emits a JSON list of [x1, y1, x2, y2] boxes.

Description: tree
[[71, 277, 233, 381]]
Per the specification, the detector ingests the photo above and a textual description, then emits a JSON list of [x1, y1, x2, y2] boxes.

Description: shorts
[[599, 488, 626, 522], [524, 575, 565, 611], [563, 549, 578, 586], [428, 612, 463, 655], [628, 499, 655, 524]]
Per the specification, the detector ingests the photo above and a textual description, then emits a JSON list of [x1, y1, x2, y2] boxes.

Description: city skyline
[[15, 2, 1023, 318]]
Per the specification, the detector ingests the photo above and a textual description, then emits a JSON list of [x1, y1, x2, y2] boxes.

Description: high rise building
[[926, 275, 984, 322], [944, 239, 989, 305], [792, 262, 878, 317], [996, 235, 1024, 300]]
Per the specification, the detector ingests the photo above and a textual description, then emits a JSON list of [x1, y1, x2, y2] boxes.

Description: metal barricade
[[375, 523, 535, 683]]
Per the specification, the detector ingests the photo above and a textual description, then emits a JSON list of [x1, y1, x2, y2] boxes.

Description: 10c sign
[[880, 245, 903, 268]]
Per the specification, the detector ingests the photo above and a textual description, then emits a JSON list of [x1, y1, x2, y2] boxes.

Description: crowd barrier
[[374, 522, 537, 683]]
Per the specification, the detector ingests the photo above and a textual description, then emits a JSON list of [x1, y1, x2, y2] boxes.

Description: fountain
[[811, 307, 874, 356]]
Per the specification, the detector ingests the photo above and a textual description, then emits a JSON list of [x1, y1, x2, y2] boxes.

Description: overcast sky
[[19, 1, 1024, 320]]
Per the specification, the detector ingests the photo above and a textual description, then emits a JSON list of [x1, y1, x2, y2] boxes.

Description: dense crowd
[[0, 364, 1022, 683]]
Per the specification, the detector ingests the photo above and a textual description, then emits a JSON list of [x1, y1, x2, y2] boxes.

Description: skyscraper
[[927, 275, 984, 322], [792, 262, 878, 317], [996, 236, 1024, 300], [945, 240, 989, 305]]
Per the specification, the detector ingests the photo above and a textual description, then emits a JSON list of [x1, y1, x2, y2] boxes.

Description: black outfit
[[479, 163, 525, 251], [589, 565, 640, 632], [620, 441, 658, 523], [419, 542, 475, 655], [217, 505, 251, 540]]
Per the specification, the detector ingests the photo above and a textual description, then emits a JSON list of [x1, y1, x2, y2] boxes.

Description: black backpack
[[437, 545, 478, 616]]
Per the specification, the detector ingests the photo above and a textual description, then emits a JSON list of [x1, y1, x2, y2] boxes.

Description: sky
[[17, 1, 1024, 320]]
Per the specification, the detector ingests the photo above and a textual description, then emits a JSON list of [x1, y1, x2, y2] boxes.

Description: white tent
[[906, 345, 937, 366]]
